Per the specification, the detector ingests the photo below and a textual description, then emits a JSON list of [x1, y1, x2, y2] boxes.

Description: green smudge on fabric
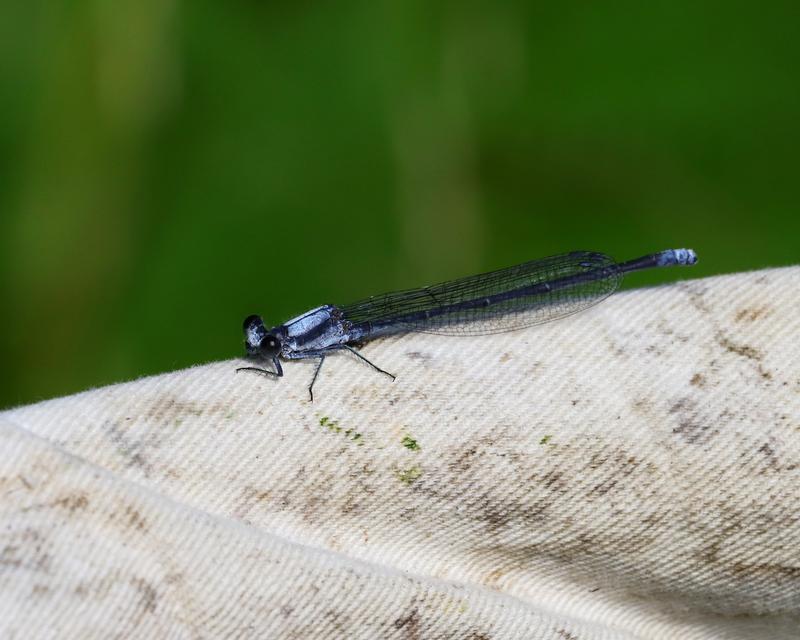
[[319, 416, 363, 444], [397, 466, 422, 485]]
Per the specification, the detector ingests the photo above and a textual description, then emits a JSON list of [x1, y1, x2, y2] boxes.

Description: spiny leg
[[284, 346, 394, 401], [282, 350, 330, 402], [308, 355, 325, 402], [341, 345, 396, 381]]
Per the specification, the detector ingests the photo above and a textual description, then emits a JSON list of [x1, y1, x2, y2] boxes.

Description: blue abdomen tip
[[677, 248, 698, 265], [658, 248, 697, 266]]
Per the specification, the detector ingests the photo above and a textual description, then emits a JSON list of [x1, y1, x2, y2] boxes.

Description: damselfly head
[[243, 315, 282, 358]]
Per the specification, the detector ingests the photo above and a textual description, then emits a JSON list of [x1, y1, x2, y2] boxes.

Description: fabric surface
[[1, 268, 798, 639]]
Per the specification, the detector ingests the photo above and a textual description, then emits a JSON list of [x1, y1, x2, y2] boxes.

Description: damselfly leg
[[283, 345, 395, 401], [236, 357, 284, 378]]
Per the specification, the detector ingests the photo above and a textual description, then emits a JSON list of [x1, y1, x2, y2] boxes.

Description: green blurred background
[[0, 1, 797, 409]]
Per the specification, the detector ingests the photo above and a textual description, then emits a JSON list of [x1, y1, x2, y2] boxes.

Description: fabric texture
[[1, 267, 798, 639]]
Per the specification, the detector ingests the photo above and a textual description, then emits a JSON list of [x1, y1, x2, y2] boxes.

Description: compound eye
[[260, 333, 282, 356], [243, 314, 264, 333]]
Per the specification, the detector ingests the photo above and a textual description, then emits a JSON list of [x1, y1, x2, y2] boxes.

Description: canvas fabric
[[1, 267, 798, 639]]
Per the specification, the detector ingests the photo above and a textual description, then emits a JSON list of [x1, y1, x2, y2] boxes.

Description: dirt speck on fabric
[[393, 606, 420, 635], [690, 373, 706, 388]]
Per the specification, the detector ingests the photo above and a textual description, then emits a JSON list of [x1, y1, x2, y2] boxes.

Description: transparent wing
[[339, 251, 622, 336]]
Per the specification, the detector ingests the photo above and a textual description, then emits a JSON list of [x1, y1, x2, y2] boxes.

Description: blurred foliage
[[0, 1, 798, 408]]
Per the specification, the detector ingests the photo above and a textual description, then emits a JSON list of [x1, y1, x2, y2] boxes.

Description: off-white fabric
[[1, 268, 799, 639]]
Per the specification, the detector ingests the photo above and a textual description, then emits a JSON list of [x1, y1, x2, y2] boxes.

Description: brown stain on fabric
[[106, 420, 154, 473], [732, 562, 800, 580], [669, 398, 714, 444], [755, 440, 798, 475], [143, 395, 206, 423], [103, 393, 231, 473], [405, 351, 431, 363], [109, 505, 149, 534], [734, 306, 773, 323], [680, 282, 779, 389], [53, 493, 89, 512], [680, 281, 712, 314], [131, 577, 158, 615], [393, 606, 421, 639], [1, 528, 52, 573], [588, 452, 640, 496], [449, 446, 479, 473], [714, 333, 777, 385], [717, 334, 762, 361], [19, 492, 90, 514]]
